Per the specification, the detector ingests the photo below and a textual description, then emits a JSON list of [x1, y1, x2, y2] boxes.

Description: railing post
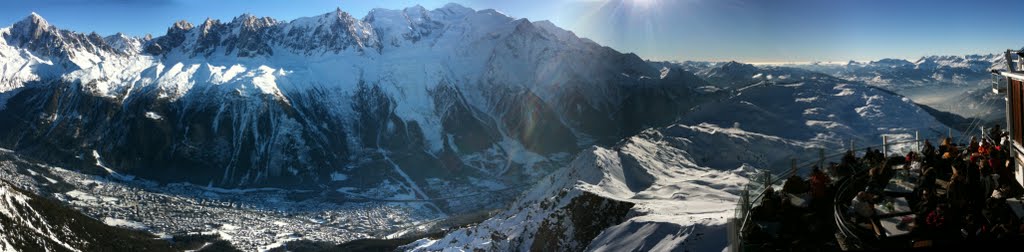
[[916, 131, 920, 151], [728, 217, 741, 252], [882, 135, 888, 156], [741, 188, 750, 218], [818, 148, 825, 169], [791, 158, 797, 175]]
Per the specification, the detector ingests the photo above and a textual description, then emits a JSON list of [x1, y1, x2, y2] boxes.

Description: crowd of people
[[743, 125, 1024, 250], [849, 128, 1024, 243]]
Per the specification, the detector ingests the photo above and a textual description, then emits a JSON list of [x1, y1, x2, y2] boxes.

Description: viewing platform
[[730, 134, 1024, 251]]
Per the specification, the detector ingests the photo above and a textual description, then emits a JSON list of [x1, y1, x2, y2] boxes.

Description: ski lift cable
[[959, 94, 1002, 145]]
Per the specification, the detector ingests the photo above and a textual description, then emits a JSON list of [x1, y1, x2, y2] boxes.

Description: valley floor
[[0, 148, 445, 251]]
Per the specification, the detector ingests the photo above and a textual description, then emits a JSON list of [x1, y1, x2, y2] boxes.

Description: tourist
[[968, 136, 980, 154], [809, 167, 831, 201], [922, 139, 936, 162], [939, 137, 952, 155], [782, 175, 808, 195], [918, 166, 937, 195], [850, 191, 875, 222], [990, 124, 1006, 142], [947, 167, 968, 211]]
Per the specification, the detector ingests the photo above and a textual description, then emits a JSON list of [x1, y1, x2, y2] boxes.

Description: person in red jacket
[[809, 167, 831, 200]]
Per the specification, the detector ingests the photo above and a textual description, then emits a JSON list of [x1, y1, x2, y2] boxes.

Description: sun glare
[[630, 0, 659, 9]]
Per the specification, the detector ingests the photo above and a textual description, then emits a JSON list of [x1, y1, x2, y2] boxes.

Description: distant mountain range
[[660, 53, 1006, 91]]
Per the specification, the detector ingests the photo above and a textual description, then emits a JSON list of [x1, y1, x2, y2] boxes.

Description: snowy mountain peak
[[171, 19, 194, 31], [328, 7, 358, 23], [434, 2, 475, 18], [198, 18, 220, 35], [9, 12, 53, 42], [405, 4, 428, 13], [721, 60, 753, 68], [478, 8, 505, 16], [2, 12, 125, 59], [102, 32, 144, 55], [200, 17, 217, 27], [869, 58, 912, 67], [20, 12, 50, 31], [231, 13, 278, 29]]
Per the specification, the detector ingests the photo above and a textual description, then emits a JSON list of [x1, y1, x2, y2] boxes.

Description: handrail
[[833, 167, 875, 250]]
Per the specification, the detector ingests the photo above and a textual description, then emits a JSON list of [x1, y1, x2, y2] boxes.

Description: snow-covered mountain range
[[0, 4, 710, 208], [789, 54, 1002, 89], [663, 54, 1004, 91]]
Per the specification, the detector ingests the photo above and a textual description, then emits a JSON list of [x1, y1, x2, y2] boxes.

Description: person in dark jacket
[[946, 168, 969, 213], [990, 124, 1006, 142], [918, 166, 937, 194], [782, 175, 809, 194], [922, 139, 936, 162], [836, 151, 857, 177]]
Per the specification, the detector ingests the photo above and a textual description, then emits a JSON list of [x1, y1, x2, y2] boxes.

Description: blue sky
[[2, 0, 1023, 63]]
